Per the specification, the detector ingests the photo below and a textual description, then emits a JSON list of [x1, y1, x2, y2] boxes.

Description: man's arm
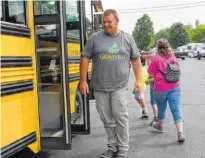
[[80, 57, 90, 95], [80, 57, 89, 82], [131, 58, 142, 92]]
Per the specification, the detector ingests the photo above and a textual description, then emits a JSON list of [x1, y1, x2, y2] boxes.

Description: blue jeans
[[150, 83, 156, 105], [154, 86, 183, 123]]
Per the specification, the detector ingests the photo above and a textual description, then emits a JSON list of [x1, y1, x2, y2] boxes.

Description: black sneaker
[[143, 113, 149, 119], [140, 111, 144, 119], [141, 111, 149, 119], [101, 149, 118, 158]]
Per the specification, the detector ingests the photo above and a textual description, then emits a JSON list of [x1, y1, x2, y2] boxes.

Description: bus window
[[66, 0, 81, 55], [6, 0, 26, 24], [34, 0, 58, 15]]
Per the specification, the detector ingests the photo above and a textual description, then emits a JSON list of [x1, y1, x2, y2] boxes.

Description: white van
[[195, 46, 205, 60], [187, 43, 205, 57]]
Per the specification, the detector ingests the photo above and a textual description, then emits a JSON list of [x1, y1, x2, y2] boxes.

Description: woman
[[148, 38, 185, 143]]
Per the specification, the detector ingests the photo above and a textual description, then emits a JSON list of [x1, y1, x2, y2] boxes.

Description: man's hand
[[134, 81, 142, 94], [131, 58, 142, 93], [79, 81, 89, 96]]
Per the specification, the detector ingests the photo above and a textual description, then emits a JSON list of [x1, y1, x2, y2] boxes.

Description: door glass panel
[[65, 0, 82, 125], [0, 1, 3, 20], [36, 24, 64, 137], [66, 0, 80, 51], [34, 0, 58, 15], [66, 0, 79, 22]]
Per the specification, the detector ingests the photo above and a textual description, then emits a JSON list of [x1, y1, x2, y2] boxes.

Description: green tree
[[183, 24, 193, 42], [169, 22, 189, 49], [191, 25, 205, 43], [155, 28, 170, 40], [132, 14, 154, 50], [152, 28, 170, 47], [34, 1, 56, 15]]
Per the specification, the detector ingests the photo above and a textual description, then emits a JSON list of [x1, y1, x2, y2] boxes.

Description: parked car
[[187, 43, 205, 58], [140, 50, 151, 58], [175, 45, 188, 60], [174, 53, 185, 60], [150, 47, 157, 55], [195, 46, 205, 60]]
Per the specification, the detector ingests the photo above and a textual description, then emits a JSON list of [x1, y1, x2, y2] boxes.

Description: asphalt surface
[[11, 58, 205, 158]]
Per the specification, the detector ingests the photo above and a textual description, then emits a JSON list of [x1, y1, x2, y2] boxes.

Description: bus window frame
[[1, 0, 28, 26]]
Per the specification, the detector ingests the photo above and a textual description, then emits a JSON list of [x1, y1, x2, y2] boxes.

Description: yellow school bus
[[0, 1, 103, 157]]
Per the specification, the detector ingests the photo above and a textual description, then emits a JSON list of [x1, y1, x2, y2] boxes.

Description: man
[[80, 9, 142, 158]]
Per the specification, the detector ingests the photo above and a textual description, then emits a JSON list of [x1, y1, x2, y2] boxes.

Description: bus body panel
[[1, 1, 40, 155], [1, 0, 97, 156]]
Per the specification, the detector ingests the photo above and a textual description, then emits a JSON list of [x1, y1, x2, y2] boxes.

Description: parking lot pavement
[[11, 58, 205, 158]]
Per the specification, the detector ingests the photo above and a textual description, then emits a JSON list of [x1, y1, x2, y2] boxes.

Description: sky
[[85, 0, 205, 34]]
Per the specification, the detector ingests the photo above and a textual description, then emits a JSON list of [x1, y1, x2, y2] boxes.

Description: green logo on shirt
[[100, 43, 126, 60], [108, 43, 120, 54]]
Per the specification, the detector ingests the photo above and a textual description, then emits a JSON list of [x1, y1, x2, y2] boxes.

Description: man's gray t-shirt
[[81, 30, 140, 91]]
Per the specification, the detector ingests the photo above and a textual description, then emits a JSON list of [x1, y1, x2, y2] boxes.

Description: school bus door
[[33, 1, 90, 150]]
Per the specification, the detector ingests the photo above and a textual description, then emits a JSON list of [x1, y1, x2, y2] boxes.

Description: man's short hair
[[103, 9, 119, 19]]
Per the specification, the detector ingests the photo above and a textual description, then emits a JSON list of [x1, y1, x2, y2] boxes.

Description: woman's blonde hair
[[157, 38, 173, 55]]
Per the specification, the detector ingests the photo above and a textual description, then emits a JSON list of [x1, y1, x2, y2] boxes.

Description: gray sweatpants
[[94, 87, 129, 152]]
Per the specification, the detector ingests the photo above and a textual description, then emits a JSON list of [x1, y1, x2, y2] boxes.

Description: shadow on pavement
[[9, 148, 51, 158]]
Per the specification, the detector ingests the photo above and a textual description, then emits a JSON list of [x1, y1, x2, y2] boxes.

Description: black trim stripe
[[69, 73, 91, 82], [41, 74, 80, 83], [40, 73, 91, 89], [38, 35, 58, 43], [40, 73, 80, 87], [39, 56, 80, 66], [69, 74, 80, 82], [1, 132, 37, 158], [67, 38, 80, 43], [34, 15, 60, 25], [0, 21, 31, 38], [40, 74, 61, 86], [37, 35, 80, 44], [0, 56, 32, 68], [1, 81, 33, 97], [40, 56, 60, 67], [68, 57, 80, 64], [40, 74, 90, 83]]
